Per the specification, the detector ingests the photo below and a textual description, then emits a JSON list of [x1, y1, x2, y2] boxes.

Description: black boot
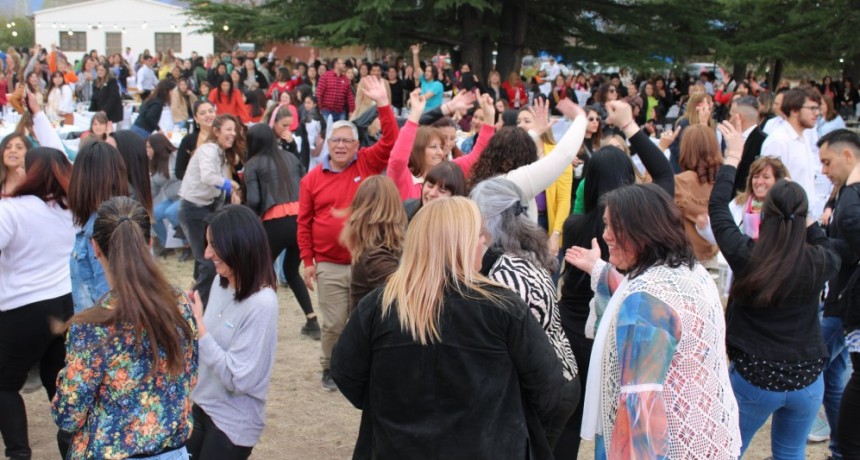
[[301, 316, 320, 340]]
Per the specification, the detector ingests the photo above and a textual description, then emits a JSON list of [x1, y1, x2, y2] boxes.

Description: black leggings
[[187, 404, 253, 460], [0, 294, 73, 459], [838, 352, 860, 460], [263, 216, 314, 316], [553, 331, 593, 460]]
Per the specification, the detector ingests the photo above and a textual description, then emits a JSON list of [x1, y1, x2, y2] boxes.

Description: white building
[[33, 0, 213, 64]]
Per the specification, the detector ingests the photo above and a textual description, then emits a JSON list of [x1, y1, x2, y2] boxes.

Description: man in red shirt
[[315, 57, 355, 122], [298, 76, 397, 391]]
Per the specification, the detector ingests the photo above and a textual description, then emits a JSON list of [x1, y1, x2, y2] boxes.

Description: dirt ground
[[21, 255, 830, 459]]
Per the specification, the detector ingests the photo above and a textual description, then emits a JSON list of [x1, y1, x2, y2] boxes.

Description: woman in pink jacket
[[387, 90, 496, 201]]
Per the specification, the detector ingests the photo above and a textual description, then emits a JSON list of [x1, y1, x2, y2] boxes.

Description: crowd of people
[[1, 40, 859, 460]]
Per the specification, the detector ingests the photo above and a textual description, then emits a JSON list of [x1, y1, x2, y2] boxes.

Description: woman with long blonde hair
[[332, 196, 565, 459], [340, 176, 406, 313]]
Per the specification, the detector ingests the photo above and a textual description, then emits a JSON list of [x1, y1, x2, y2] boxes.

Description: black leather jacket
[[243, 148, 305, 216]]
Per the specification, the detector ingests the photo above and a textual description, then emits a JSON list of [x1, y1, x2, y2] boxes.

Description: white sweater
[[505, 115, 587, 221], [0, 195, 76, 310]]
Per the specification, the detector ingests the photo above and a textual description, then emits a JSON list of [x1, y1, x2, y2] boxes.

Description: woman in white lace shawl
[[566, 184, 741, 459]]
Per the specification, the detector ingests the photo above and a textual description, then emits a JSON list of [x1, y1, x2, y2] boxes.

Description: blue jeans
[[321, 109, 346, 122], [152, 199, 181, 245], [136, 446, 189, 459], [274, 249, 286, 284], [822, 315, 851, 458], [730, 367, 824, 460]]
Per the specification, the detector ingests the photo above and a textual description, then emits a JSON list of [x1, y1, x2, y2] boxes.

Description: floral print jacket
[[52, 290, 198, 459]]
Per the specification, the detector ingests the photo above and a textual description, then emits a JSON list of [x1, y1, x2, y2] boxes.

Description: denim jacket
[[70, 213, 109, 312]]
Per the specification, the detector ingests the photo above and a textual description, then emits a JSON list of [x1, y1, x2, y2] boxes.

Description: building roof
[[34, 0, 187, 15]]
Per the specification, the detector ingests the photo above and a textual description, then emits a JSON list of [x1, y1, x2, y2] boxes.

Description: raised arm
[[388, 89, 425, 199], [505, 98, 586, 199], [357, 76, 398, 173], [452, 93, 496, 179], [411, 44, 422, 83], [608, 100, 674, 196], [709, 119, 754, 271], [27, 89, 65, 153]]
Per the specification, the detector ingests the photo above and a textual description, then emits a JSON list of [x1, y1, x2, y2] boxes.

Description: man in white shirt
[[763, 89, 788, 135], [761, 86, 824, 218], [135, 54, 157, 100]]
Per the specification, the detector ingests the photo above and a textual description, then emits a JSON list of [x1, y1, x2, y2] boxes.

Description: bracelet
[[621, 120, 635, 131]]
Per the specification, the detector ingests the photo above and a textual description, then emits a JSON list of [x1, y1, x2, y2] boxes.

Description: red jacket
[[212, 89, 250, 123], [298, 105, 398, 266], [316, 70, 356, 114], [502, 81, 528, 108]]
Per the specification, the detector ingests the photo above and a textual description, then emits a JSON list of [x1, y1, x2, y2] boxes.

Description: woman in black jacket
[[238, 58, 268, 91], [710, 120, 840, 459], [332, 196, 564, 460], [242, 123, 318, 339], [89, 63, 123, 123], [131, 79, 174, 139]]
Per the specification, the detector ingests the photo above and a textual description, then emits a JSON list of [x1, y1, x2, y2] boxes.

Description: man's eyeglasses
[[802, 105, 821, 112], [328, 137, 357, 145]]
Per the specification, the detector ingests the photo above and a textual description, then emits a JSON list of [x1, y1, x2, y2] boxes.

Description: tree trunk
[[732, 62, 746, 83], [772, 59, 784, 90], [496, 0, 528, 80], [845, 52, 860, 81], [459, 6, 486, 81]]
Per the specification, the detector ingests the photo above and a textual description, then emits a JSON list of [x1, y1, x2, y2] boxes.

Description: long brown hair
[[72, 196, 194, 376], [679, 124, 722, 184], [68, 141, 130, 227], [147, 133, 176, 180], [0, 133, 32, 187], [13, 147, 72, 207], [208, 114, 245, 171], [340, 176, 406, 260], [730, 180, 817, 308], [408, 126, 445, 177]]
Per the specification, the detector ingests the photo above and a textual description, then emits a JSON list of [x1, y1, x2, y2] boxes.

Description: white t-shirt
[[0, 195, 75, 310]]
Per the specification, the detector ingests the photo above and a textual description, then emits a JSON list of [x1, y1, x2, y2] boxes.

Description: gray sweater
[[192, 281, 279, 447]]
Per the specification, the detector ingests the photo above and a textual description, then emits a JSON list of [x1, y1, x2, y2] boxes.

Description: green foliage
[[0, 17, 35, 50], [185, 0, 856, 75]]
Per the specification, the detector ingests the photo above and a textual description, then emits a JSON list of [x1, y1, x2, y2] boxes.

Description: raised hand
[[407, 89, 426, 122], [479, 93, 496, 125], [556, 98, 584, 120], [448, 89, 477, 115], [695, 103, 712, 125], [529, 97, 554, 135], [410, 44, 421, 55], [659, 126, 681, 151], [362, 76, 390, 107], [717, 118, 744, 165], [606, 100, 634, 132]]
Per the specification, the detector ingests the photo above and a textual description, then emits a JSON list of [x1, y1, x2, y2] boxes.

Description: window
[[154, 33, 181, 54], [59, 31, 86, 52], [106, 32, 122, 56]]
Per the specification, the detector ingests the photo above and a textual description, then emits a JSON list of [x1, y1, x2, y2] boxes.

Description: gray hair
[[733, 96, 760, 122], [470, 177, 558, 273], [329, 120, 359, 141]]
